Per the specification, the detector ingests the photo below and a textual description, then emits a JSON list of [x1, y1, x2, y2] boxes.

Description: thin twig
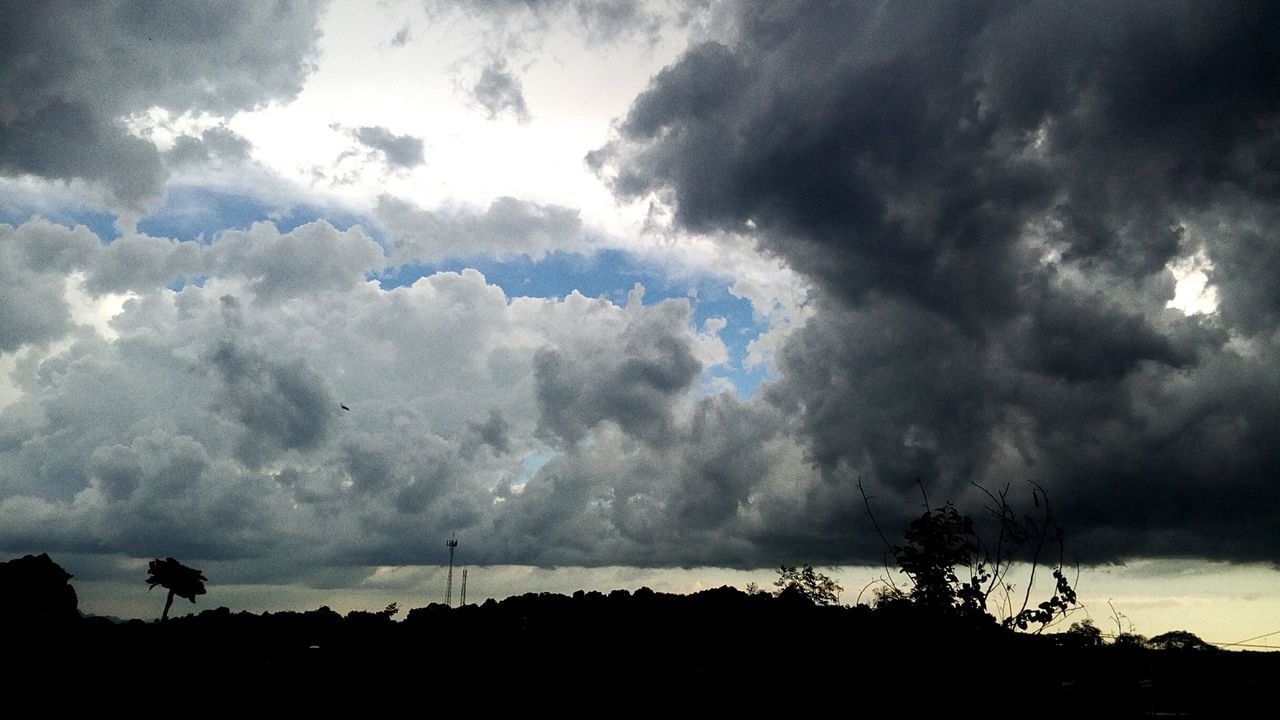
[[915, 477, 931, 512], [857, 477, 904, 594]]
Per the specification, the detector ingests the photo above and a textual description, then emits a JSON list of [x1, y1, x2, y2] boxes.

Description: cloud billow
[[165, 126, 255, 168], [593, 1, 1280, 563], [471, 60, 532, 124], [0, 220, 100, 351], [375, 193, 585, 263], [1, 217, 805, 571], [533, 296, 702, 447], [351, 126, 427, 169], [206, 337, 338, 468]]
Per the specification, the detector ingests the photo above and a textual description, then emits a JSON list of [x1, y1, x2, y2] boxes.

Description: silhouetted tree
[[861, 479, 1078, 631], [1063, 618, 1103, 647], [774, 564, 842, 606], [147, 557, 207, 622], [1114, 632, 1148, 648], [1148, 630, 1216, 651], [0, 553, 79, 625], [892, 502, 986, 616], [347, 602, 400, 626]]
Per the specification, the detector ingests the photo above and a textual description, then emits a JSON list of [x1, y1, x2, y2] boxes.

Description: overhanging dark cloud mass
[[0, 0, 325, 208], [1, 1, 1278, 584], [594, 1, 1280, 562]]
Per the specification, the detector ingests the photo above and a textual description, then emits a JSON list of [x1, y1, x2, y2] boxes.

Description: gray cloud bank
[[0, 0, 325, 208], [3, 1, 1280, 584], [3, 218, 808, 575], [592, 1, 1280, 563]]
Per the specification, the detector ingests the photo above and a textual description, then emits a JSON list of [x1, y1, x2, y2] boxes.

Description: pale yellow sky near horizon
[[58, 557, 1280, 650]]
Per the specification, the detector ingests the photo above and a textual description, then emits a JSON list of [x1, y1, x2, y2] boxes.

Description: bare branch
[[915, 477, 931, 512]]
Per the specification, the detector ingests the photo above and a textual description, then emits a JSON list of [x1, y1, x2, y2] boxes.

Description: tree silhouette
[[774, 564, 842, 606], [861, 480, 1078, 631], [892, 502, 986, 617], [147, 557, 207, 622], [1064, 618, 1103, 647], [1148, 630, 1216, 651]]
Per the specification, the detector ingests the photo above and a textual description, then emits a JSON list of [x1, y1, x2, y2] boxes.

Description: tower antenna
[[460, 567, 468, 606], [445, 533, 458, 607]]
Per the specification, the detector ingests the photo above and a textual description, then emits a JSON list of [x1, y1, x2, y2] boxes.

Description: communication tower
[[445, 533, 458, 607]]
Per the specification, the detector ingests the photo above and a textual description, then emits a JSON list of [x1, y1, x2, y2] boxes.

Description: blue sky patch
[[0, 206, 118, 242], [137, 186, 375, 243]]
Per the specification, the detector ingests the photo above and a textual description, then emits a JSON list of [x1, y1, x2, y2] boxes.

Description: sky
[[1, 0, 1279, 646]]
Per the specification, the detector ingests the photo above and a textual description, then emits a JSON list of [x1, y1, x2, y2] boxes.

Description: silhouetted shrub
[[1149, 630, 1217, 651], [0, 553, 78, 625], [774, 564, 843, 606], [863, 481, 1078, 631]]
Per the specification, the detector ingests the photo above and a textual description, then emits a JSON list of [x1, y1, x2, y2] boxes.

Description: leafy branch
[[859, 480, 1080, 632]]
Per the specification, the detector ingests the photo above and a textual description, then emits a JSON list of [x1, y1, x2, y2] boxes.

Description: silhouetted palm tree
[[146, 557, 207, 622]]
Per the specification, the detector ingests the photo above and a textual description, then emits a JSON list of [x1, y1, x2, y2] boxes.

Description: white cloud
[[376, 194, 585, 263], [1165, 248, 1219, 316], [1, 220, 809, 573]]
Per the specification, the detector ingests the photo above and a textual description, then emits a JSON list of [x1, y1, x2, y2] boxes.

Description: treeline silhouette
[[2, 553, 1276, 716]]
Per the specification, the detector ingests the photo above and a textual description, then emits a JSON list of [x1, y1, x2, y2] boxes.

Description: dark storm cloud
[[339, 431, 463, 514], [0, 0, 325, 207], [595, 2, 1280, 563], [598, 2, 1280, 315], [0, 100, 164, 208], [351, 126, 427, 169], [462, 409, 513, 458], [484, 392, 816, 568], [1203, 202, 1280, 336], [471, 59, 532, 124]]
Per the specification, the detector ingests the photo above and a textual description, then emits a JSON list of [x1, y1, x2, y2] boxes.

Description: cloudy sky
[[2, 1, 1279, 644]]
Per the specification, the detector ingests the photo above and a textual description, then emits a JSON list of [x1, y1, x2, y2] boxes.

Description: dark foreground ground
[[5, 586, 1276, 717]]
